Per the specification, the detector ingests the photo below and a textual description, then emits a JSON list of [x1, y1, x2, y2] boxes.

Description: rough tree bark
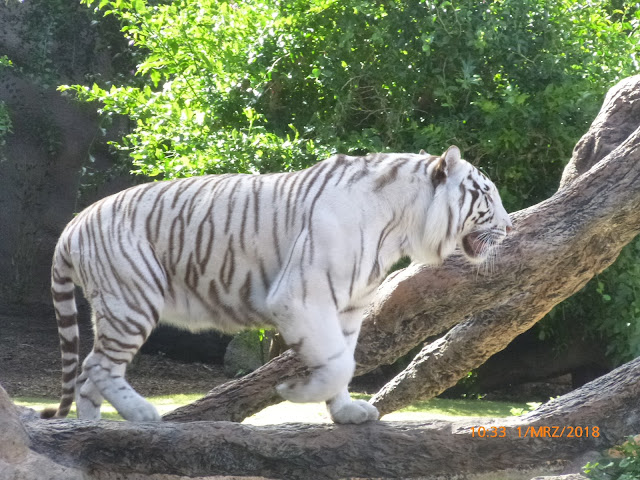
[[5, 354, 640, 479], [167, 75, 640, 423]]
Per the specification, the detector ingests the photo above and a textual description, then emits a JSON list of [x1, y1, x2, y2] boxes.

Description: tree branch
[[164, 349, 305, 422], [369, 76, 640, 414]]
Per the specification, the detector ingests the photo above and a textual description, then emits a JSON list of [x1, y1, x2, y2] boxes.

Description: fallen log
[[9, 355, 640, 479]]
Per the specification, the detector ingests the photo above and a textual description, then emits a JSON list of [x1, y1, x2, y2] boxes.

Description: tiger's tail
[[41, 243, 79, 419]]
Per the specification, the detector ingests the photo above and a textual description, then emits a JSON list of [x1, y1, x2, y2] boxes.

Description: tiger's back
[[47, 147, 512, 424], [60, 155, 413, 332]]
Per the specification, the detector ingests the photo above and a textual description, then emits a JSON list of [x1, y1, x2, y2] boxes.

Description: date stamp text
[[470, 425, 600, 438]]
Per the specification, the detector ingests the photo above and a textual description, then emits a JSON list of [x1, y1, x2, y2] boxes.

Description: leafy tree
[[66, 0, 640, 365], [546, 237, 640, 365], [68, 0, 638, 208]]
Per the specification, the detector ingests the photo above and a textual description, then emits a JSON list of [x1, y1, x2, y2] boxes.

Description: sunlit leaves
[[69, 0, 638, 192]]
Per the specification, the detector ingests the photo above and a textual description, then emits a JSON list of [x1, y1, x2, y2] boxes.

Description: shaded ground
[[0, 310, 573, 403], [0, 313, 228, 399]]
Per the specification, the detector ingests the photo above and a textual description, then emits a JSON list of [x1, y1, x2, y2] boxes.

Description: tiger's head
[[418, 145, 513, 265]]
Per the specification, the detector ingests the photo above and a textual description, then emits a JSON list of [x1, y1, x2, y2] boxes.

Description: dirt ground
[[0, 312, 229, 399]]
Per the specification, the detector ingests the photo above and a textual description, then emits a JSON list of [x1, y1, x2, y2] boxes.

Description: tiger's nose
[[505, 224, 513, 234]]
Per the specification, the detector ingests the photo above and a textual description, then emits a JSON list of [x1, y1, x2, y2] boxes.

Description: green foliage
[[0, 56, 13, 157], [509, 401, 541, 417], [544, 237, 640, 365], [0, 55, 12, 68], [584, 436, 640, 480], [64, 0, 320, 178], [68, 0, 638, 207]]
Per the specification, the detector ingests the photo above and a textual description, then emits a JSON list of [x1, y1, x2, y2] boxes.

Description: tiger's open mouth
[[462, 229, 503, 259]]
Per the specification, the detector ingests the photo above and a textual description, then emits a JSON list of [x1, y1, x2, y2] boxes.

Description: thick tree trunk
[[166, 75, 640, 423], [5, 356, 639, 479]]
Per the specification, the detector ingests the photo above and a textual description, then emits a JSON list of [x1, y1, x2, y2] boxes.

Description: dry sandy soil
[[0, 312, 228, 400]]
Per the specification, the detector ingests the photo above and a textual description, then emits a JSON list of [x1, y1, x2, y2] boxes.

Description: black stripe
[[464, 188, 481, 226], [98, 333, 141, 352], [333, 155, 350, 186], [299, 161, 330, 204], [170, 177, 199, 209], [326, 271, 339, 310], [252, 176, 262, 234], [258, 258, 270, 291], [305, 166, 337, 264], [55, 312, 76, 329], [185, 252, 199, 290], [195, 215, 215, 273], [219, 236, 236, 292], [52, 289, 74, 302], [285, 173, 302, 231], [51, 270, 72, 285], [136, 243, 166, 295], [348, 258, 357, 299], [58, 335, 78, 355], [168, 214, 186, 275], [224, 177, 243, 234], [374, 157, 408, 191], [240, 193, 250, 252], [61, 369, 77, 384]]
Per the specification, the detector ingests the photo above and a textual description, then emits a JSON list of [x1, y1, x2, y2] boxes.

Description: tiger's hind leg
[[75, 369, 103, 420], [81, 261, 166, 421], [73, 236, 168, 422], [82, 350, 161, 421], [75, 311, 106, 420]]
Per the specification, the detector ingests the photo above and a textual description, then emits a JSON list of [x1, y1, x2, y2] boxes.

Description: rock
[[223, 330, 272, 378], [142, 325, 231, 364], [0, 383, 85, 480], [0, 382, 30, 464]]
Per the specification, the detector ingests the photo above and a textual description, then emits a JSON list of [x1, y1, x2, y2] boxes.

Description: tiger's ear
[[432, 145, 461, 187], [419, 149, 427, 155]]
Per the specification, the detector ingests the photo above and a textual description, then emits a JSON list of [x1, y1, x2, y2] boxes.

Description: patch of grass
[[243, 395, 533, 425], [13, 393, 533, 424], [352, 393, 530, 417], [13, 397, 122, 421], [395, 397, 529, 417], [13, 393, 205, 422]]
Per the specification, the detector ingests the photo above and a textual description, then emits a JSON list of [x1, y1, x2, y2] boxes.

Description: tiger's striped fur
[[44, 145, 512, 424]]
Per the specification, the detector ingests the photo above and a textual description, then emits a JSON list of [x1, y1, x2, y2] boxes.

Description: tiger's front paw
[[329, 399, 379, 424]]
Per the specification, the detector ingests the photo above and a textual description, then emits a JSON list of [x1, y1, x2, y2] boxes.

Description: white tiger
[[43, 145, 512, 424]]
